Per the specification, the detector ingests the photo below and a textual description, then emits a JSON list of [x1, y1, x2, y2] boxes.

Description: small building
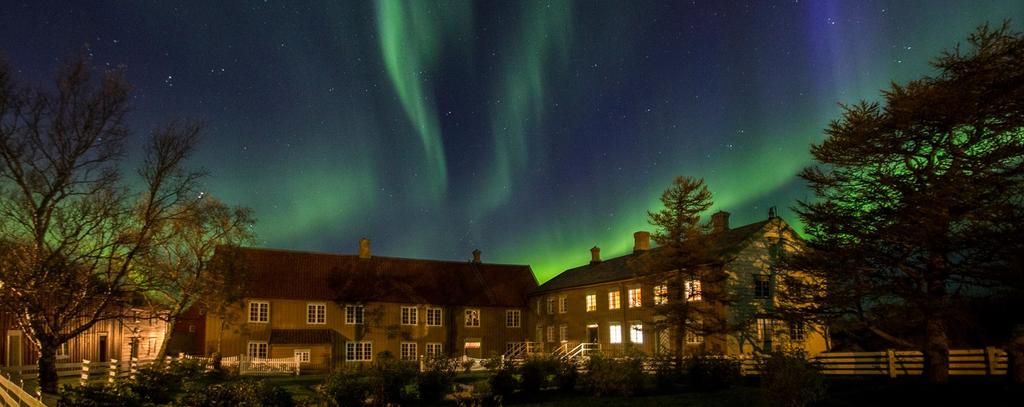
[[196, 241, 537, 370], [527, 211, 830, 357]]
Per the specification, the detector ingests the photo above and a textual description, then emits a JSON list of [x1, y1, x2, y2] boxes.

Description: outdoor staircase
[[552, 342, 599, 362], [503, 341, 542, 361]]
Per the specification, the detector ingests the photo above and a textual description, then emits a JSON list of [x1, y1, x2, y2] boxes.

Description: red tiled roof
[[231, 247, 537, 307]]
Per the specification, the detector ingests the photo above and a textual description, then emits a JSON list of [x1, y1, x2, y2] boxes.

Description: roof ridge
[[237, 246, 530, 267]]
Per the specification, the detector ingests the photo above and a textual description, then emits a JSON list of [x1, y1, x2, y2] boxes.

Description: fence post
[[886, 349, 896, 378], [108, 359, 118, 384], [985, 346, 998, 376], [80, 359, 90, 387], [419, 355, 425, 372], [130, 357, 138, 380]]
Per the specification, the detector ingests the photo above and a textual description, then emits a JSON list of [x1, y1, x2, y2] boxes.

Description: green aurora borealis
[[4, 1, 1022, 282]]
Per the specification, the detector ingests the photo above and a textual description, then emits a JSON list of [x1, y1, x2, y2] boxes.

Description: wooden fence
[[738, 347, 1009, 377]]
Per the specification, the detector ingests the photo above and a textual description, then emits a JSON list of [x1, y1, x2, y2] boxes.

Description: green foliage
[[417, 356, 458, 404], [553, 358, 580, 391], [318, 368, 370, 407], [58, 383, 140, 407], [685, 354, 740, 391], [460, 358, 476, 373], [365, 352, 417, 406], [650, 354, 682, 390], [175, 379, 294, 407], [518, 356, 555, 393], [486, 358, 517, 401], [581, 353, 645, 397], [759, 351, 826, 407]]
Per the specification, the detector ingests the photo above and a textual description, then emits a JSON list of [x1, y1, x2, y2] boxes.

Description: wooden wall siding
[[205, 299, 528, 365], [1, 313, 165, 369], [526, 225, 829, 357]]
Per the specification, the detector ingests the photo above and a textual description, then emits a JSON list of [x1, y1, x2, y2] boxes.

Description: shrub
[[366, 352, 417, 406], [518, 356, 554, 393], [318, 368, 370, 407], [759, 351, 827, 407], [685, 354, 741, 391], [650, 354, 682, 390], [553, 358, 579, 391], [175, 379, 294, 407], [581, 352, 645, 397], [460, 358, 476, 373], [58, 383, 140, 407], [417, 356, 458, 404], [487, 359, 517, 401]]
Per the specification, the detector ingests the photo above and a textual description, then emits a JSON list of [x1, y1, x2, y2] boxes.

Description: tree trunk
[[923, 318, 950, 384], [155, 318, 175, 359], [1010, 324, 1024, 386], [37, 340, 59, 394], [674, 325, 685, 372]]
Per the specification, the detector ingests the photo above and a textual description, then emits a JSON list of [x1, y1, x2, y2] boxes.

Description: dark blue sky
[[2, 1, 1020, 280]]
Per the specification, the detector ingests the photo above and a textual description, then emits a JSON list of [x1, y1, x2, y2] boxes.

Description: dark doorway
[[587, 325, 599, 343], [98, 334, 108, 362]]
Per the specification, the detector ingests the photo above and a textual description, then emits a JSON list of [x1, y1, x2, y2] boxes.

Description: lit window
[[559, 325, 568, 343], [247, 341, 268, 359], [306, 303, 326, 324], [628, 287, 642, 308], [546, 298, 554, 314], [346, 342, 372, 361], [608, 290, 621, 310], [294, 349, 310, 363], [687, 319, 704, 343], [426, 307, 442, 326], [248, 301, 269, 323], [609, 322, 622, 344], [465, 309, 481, 327], [400, 342, 417, 361], [629, 322, 643, 343], [686, 280, 702, 301], [754, 275, 771, 299], [345, 305, 364, 325], [425, 343, 442, 357], [401, 306, 418, 325], [789, 321, 805, 341], [546, 326, 555, 342], [585, 294, 597, 311], [756, 318, 774, 342], [505, 310, 521, 328], [654, 285, 668, 305]]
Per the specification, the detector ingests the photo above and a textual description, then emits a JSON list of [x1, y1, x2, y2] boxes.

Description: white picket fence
[[219, 355, 299, 376]]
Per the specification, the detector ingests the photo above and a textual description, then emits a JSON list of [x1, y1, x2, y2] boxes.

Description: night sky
[[2, 1, 1021, 281]]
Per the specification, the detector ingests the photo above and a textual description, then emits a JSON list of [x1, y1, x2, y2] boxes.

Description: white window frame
[[558, 296, 568, 313], [608, 290, 621, 310], [425, 342, 442, 357], [546, 297, 554, 314], [654, 284, 669, 305], [609, 322, 622, 344], [546, 326, 555, 343], [505, 309, 521, 328], [294, 349, 311, 363], [307, 303, 326, 325], [426, 307, 442, 326], [247, 341, 268, 359], [465, 309, 481, 327], [401, 306, 418, 325], [400, 342, 417, 361], [536, 325, 544, 343], [629, 322, 644, 344], [585, 293, 597, 312], [789, 321, 805, 341], [248, 301, 269, 323], [345, 305, 364, 325], [559, 325, 568, 343], [628, 287, 642, 308], [685, 279, 702, 301], [346, 341, 373, 361], [56, 341, 70, 359]]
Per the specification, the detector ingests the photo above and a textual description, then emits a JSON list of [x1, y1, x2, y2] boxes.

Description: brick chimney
[[358, 237, 371, 259], [590, 246, 601, 264], [472, 249, 481, 263], [633, 231, 650, 253], [711, 211, 730, 233]]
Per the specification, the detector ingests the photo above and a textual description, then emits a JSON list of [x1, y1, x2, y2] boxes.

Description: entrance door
[[6, 331, 21, 367], [586, 324, 599, 343], [98, 334, 108, 362], [656, 328, 671, 355], [464, 339, 482, 359]]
